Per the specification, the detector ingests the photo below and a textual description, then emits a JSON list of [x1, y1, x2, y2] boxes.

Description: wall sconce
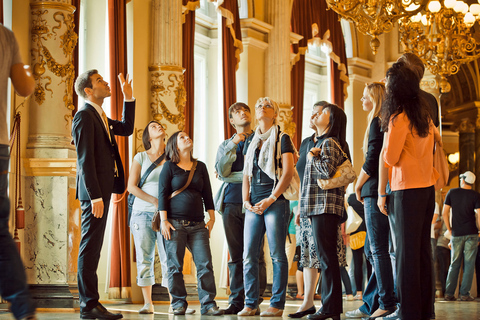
[[447, 151, 459, 171]]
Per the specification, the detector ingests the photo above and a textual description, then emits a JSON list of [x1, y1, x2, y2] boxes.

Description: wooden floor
[[0, 298, 479, 319]]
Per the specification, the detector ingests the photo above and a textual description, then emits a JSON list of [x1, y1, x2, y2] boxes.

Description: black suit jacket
[[72, 101, 135, 201]]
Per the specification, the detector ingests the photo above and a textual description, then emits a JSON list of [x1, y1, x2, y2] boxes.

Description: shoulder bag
[[151, 160, 198, 232], [317, 138, 356, 190], [345, 205, 362, 234], [128, 153, 165, 225], [275, 131, 301, 200]]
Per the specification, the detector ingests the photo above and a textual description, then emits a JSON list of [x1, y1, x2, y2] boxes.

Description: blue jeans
[[445, 234, 479, 297], [243, 199, 289, 309], [222, 203, 267, 308], [130, 210, 168, 287], [164, 219, 217, 314], [0, 145, 35, 319], [364, 197, 396, 309]]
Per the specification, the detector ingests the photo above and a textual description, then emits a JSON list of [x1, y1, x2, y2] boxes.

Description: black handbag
[[128, 153, 165, 225]]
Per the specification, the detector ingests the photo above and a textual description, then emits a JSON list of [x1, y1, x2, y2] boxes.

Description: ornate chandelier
[[399, 0, 480, 92], [325, 0, 428, 54]]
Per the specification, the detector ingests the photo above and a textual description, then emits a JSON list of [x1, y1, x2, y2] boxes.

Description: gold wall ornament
[[399, 0, 480, 93], [150, 70, 186, 132], [325, 0, 428, 54], [278, 108, 296, 139], [30, 5, 77, 124]]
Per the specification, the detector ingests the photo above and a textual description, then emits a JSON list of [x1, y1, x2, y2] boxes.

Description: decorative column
[[452, 119, 475, 180], [475, 104, 480, 191], [264, 0, 295, 137], [149, 0, 186, 137], [22, 0, 79, 308]]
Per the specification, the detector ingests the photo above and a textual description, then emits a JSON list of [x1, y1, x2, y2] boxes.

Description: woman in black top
[[353, 82, 396, 319], [240, 97, 295, 317], [158, 131, 223, 316]]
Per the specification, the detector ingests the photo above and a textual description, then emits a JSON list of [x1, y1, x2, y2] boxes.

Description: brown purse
[[152, 160, 198, 232]]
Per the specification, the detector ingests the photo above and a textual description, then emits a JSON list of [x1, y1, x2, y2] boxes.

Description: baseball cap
[[460, 171, 476, 184]]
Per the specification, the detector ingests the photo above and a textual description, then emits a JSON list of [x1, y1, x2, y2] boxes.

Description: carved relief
[[278, 108, 296, 138], [31, 4, 78, 124], [150, 69, 186, 131]]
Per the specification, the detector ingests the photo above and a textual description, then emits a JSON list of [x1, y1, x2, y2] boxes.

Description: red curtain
[[72, 0, 80, 114], [182, 1, 198, 137], [218, 0, 243, 140], [0, 0, 3, 24], [317, 1, 349, 109], [107, 0, 131, 299]]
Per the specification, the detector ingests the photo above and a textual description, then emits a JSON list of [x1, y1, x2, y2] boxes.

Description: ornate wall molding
[[278, 107, 296, 139], [149, 67, 186, 133], [23, 158, 76, 177], [30, 2, 77, 125]]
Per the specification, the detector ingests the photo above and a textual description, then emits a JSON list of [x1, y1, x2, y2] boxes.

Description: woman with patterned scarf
[[239, 97, 295, 317]]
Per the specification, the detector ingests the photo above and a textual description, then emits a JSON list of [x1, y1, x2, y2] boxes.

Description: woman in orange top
[[378, 61, 441, 320]]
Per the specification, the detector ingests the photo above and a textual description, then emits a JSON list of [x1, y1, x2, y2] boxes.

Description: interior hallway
[[1, 298, 479, 320]]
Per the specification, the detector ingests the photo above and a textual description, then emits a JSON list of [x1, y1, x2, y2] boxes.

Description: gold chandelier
[[399, 0, 480, 93], [325, 0, 428, 54]]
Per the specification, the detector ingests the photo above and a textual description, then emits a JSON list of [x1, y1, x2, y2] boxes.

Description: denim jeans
[[130, 210, 168, 287], [445, 234, 479, 297], [362, 197, 396, 311], [243, 199, 289, 309], [0, 145, 35, 319], [164, 219, 217, 314], [222, 203, 267, 308]]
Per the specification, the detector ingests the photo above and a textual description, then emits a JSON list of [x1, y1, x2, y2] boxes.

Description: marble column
[[453, 119, 475, 182], [149, 0, 186, 137], [22, 0, 79, 308], [264, 0, 295, 137]]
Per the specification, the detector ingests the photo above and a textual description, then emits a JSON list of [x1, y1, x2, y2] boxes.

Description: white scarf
[[244, 125, 278, 181]]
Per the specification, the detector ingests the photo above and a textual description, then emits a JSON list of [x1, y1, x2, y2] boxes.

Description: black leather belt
[[172, 219, 201, 226]]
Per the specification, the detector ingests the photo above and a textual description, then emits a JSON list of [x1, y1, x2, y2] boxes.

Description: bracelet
[[161, 219, 168, 222], [269, 194, 278, 201], [243, 201, 250, 209], [379, 194, 388, 198]]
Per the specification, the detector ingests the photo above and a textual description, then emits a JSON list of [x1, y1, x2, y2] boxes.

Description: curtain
[[216, 0, 243, 139], [107, 0, 131, 300], [182, 1, 200, 137], [290, 0, 311, 148], [72, 0, 80, 114], [1, 0, 3, 24]]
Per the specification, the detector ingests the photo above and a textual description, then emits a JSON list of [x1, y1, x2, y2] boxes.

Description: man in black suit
[[72, 70, 135, 320]]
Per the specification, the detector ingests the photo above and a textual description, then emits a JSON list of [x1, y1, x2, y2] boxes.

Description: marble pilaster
[[452, 119, 475, 181], [264, 0, 295, 137], [475, 106, 480, 191], [22, 0, 79, 308], [149, 0, 186, 136]]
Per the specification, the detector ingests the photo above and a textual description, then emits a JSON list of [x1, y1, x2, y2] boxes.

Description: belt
[[172, 219, 202, 227]]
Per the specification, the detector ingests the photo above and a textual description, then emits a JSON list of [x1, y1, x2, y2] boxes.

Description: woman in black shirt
[[240, 97, 295, 317], [157, 131, 223, 316]]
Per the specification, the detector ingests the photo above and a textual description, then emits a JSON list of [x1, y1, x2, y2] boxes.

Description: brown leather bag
[[152, 160, 198, 232]]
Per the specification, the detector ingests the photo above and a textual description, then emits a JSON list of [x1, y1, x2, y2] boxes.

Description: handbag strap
[[169, 159, 198, 199], [321, 138, 348, 159], [137, 153, 166, 189]]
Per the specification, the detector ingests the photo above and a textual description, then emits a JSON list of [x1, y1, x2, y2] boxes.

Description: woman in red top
[[378, 61, 441, 320]]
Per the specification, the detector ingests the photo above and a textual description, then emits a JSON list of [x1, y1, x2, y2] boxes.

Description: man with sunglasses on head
[[214, 102, 266, 315]]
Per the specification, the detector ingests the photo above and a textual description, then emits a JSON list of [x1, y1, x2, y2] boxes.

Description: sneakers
[[384, 308, 399, 319], [345, 294, 354, 301], [460, 294, 475, 301], [203, 306, 225, 316], [168, 306, 196, 314], [444, 295, 456, 301], [345, 309, 368, 318]]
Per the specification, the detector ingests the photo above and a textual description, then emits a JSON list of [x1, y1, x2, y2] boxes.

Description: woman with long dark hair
[[157, 131, 223, 316], [300, 103, 351, 320], [378, 61, 441, 320]]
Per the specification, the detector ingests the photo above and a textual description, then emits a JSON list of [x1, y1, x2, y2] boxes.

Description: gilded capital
[[452, 119, 476, 133]]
